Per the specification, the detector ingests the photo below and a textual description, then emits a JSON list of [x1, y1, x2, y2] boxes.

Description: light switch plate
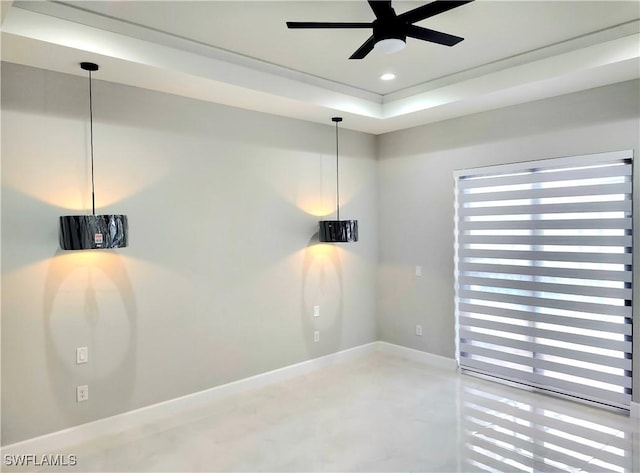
[[76, 347, 88, 364]]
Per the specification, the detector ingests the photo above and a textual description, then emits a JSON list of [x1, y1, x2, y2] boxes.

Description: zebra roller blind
[[455, 150, 633, 410]]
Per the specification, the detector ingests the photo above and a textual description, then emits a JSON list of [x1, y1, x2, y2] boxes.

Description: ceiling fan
[[286, 0, 474, 59]]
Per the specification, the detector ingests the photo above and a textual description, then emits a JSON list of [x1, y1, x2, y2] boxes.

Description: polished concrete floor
[[15, 352, 640, 472]]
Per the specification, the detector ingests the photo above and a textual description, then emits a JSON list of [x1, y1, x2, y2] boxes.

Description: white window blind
[[454, 150, 633, 410]]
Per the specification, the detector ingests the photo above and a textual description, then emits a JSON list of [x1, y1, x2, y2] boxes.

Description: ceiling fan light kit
[[374, 38, 405, 54], [287, 0, 473, 59]]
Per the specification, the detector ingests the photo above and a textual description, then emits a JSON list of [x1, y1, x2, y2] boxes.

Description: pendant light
[[318, 117, 358, 243], [59, 62, 128, 250]]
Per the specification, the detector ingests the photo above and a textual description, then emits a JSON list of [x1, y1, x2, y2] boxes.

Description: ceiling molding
[[2, 3, 639, 135], [13, 0, 383, 104], [383, 18, 640, 103]]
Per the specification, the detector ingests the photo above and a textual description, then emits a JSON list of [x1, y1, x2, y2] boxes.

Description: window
[[454, 150, 633, 410]]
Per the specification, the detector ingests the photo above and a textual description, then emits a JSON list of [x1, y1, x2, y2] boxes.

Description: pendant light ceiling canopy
[[318, 117, 358, 243], [59, 62, 128, 250]]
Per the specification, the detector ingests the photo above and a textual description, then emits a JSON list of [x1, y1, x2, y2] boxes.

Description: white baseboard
[[1, 342, 377, 456], [375, 341, 458, 370]]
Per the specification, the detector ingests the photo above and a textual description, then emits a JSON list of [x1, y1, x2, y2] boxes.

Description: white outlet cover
[[416, 325, 423, 336], [313, 305, 320, 317], [76, 385, 89, 402], [415, 266, 422, 277], [314, 331, 320, 342]]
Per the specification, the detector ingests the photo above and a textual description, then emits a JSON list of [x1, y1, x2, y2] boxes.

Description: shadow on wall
[[43, 250, 137, 422], [301, 234, 343, 357]]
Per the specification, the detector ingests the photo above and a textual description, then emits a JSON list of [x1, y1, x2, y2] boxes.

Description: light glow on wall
[[296, 197, 335, 218]]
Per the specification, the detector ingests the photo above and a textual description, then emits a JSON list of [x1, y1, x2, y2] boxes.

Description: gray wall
[[377, 79, 640, 400], [2, 61, 639, 445], [1, 63, 378, 444]]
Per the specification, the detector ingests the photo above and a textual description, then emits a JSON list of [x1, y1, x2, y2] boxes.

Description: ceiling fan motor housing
[[372, 17, 407, 43]]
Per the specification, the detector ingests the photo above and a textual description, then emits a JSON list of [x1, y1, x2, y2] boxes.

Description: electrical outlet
[[314, 331, 320, 342], [415, 265, 422, 277], [76, 385, 89, 402], [76, 347, 88, 364], [313, 305, 320, 317], [416, 325, 423, 336]]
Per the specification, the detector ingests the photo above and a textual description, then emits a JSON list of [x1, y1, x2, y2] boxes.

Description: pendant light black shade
[[319, 117, 358, 243], [59, 62, 128, 251], [319, 220, 358, 243], [60, 215, 128, 250]]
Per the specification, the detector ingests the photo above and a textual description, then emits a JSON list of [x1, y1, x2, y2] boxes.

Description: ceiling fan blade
[[399, 0, 474, 24], [349, 36, 376, 59], [286, 21, 371, 29], [367, 0, 394, 19], [405, 24, 463, 46]]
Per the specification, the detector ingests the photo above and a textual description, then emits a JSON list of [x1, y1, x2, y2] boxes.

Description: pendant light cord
[[335, 119, 340, 221], [88, 69, 96, 216]]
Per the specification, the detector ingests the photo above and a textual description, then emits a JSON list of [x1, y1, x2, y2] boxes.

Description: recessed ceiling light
[[380, 73, 396, 81]]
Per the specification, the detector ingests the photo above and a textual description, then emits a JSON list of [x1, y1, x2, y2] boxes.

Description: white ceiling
[[1, 1, 639, 134]]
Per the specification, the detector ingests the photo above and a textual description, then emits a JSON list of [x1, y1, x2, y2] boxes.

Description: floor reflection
[[459, 378, 636, 473], [3, 353, 637, 472]]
